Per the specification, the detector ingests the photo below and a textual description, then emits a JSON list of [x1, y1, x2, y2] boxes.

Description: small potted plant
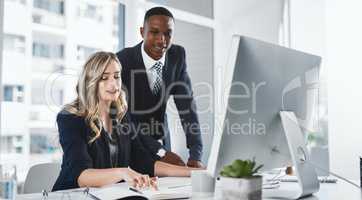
[[219, 158, 263, 200]]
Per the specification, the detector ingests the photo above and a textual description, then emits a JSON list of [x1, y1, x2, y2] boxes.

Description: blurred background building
[[1, 0, 121, 180]]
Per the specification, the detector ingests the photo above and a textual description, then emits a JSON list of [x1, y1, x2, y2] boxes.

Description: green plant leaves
[[220, 158, 263, 178]]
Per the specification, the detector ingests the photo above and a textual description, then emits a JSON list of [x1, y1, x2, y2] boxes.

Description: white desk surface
[[212, 178, 362, 200], [16, 177, 362, 200]]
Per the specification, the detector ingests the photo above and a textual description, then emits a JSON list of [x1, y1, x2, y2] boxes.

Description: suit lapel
[[163, 48, 177, 89], [162, 52, 170, 87]]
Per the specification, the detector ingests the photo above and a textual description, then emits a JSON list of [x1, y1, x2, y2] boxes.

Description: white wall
[[289, 0, 329, 176], [289, 0, 325, 56], [214, 0, 284, 71], [213, 0, 284, 126], [326, 0, 362, 181]]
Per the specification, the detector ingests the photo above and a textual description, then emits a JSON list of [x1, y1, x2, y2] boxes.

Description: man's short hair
[[144, 7, 174, 23]]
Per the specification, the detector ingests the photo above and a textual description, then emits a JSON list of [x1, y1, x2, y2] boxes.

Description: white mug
[[191, 170, 215, 197]]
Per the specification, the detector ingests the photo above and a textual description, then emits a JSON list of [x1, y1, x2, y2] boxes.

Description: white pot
[[219, 176, 262, 200]]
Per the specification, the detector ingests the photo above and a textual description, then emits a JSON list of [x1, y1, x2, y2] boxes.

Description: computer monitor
[[208, 35, 321, 198]]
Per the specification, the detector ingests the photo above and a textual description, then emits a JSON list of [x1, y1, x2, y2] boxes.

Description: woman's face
[[98, 60, 122, 104]]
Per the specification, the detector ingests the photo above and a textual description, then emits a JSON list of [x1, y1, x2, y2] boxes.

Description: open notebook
[[89, 177, 191, 200]]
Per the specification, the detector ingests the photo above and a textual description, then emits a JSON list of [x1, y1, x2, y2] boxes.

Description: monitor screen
[[209, 35, 321, 176]]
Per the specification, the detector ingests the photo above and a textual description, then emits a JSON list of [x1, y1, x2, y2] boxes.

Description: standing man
[[116, 7, 203, 168]]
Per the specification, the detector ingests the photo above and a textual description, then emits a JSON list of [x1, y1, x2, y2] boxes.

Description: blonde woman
[[52, 52, 193, 191]]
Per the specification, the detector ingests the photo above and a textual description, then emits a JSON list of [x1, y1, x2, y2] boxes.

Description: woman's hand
[[119, 168, 158, 190]]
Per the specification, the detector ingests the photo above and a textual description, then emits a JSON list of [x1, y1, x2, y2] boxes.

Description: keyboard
[[268, 176, 338, 183]]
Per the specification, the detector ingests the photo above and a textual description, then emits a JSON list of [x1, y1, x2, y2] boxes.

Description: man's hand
[[160, 151, 186, 166], [187, 159, 205, 169]]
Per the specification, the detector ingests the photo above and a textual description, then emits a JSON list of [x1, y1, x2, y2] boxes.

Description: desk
[[16, 177, 362, 200], [211, 178, 362, 200]]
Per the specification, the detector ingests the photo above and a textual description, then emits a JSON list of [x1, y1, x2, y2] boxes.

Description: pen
[[129, 187, 144, 194]]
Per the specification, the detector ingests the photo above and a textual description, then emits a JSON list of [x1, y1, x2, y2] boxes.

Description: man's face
[[141, 15, 174, 60]]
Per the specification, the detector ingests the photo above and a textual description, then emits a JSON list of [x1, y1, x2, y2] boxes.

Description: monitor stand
[[264, 111, 320, 199]]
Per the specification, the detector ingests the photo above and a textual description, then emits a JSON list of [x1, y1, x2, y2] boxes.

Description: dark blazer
[[116, 42, 203, 161], [52, 110, 155, 191]]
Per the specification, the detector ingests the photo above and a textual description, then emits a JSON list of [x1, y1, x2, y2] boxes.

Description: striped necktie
[[151, 61, 163, 94]]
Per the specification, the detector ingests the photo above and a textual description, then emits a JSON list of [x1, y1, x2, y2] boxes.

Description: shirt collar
[[141, 41, 165, 71]]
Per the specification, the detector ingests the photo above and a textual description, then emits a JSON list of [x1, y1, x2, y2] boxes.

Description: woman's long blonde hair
[[65, 51, 127, 143]]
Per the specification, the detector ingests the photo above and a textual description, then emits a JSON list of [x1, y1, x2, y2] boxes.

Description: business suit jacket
[[52, 110, 155, 191], [116, 42, 203, 161]]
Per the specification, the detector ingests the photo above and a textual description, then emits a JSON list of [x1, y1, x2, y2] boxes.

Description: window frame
[[3, 34, 26, 54], [3, 85, 25, 102], [33, 0, 64, 15]]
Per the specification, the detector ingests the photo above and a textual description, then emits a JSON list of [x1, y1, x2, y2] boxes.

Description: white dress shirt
[[141, 42, 166, 90], [141, 42, 166, 157]]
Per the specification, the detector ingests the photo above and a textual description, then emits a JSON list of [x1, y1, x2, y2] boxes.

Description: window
[[32, 14, 42, 23], [32, 42, 50, 58], [84, 4, 97, 18], [3, 34, 26, 54], [3, 85, 25, 102], [33, 0, 64, 15], [0, 135, 24, 154], [1, 1, 125, 182], [77, 45, 99, 61], [77, 2, 103, 22], [32, 42, 64, 59], [5, 0, 26, 4], [30, 134, 58, 154], [4, 86, 13, 101]]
